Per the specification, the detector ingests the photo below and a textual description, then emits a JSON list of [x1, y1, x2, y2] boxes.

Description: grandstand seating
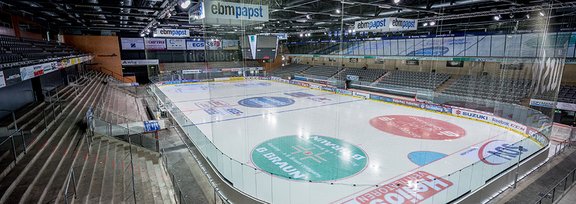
[[299, 65, 342, 78], [442, 75, 531, 103], [0, 35, 81, 65], [95, 78, 149, 124], [558, 85, 576, 103], [377, 71, 450, 89], [0, 71, 174, 203], [268, 64, 310, 78], [336, 68, 387, 82]]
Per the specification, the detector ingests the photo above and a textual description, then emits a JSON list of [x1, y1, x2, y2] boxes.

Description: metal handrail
[[535, 167, 576, 204]]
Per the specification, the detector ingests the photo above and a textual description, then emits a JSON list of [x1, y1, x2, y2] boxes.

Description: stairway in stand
[[71, 134, 175, 204]]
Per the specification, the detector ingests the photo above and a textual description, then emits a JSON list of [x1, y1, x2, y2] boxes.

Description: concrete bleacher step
[[0, 73, 95, 180], [67, 133, 174, 204], [0, 72, 106, 203]]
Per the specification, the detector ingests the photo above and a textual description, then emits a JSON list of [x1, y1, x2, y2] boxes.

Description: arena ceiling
[[1, 0, 576, 36]]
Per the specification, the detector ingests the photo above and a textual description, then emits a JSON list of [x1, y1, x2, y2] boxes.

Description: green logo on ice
[[251, 135, 368, 181]]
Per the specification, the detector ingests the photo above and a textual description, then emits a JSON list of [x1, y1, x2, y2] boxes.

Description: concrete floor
[[489, 146, 576, 204]]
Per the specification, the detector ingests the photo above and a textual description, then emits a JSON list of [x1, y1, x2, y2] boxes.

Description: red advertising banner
[[341, 171, 453, 204]]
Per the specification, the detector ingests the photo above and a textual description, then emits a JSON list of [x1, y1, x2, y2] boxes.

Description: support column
[[10, 15, 21, 38]]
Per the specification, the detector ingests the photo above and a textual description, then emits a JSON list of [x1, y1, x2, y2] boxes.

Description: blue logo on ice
[[238, 96, 295, 108], [408, 151, 446, 166]]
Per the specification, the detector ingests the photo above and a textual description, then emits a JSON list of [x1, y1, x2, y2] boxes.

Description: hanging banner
[[353, 17, 417, 32], [166, 39, 186, 50], [121, 38, 145, 50], [144, 38, 167, 50], [153, 28, 190, 38], [388, 17, 418, 31], [249, 35, 257, 59], [186, 39, 206, 50], [204, 0, 268, 21], [354, 18, 388, 32]]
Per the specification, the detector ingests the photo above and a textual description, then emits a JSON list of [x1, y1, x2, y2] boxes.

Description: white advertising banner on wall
[[187, 40, 206, 50], [556, 102, 576, 111], [121, 59, 160, 66], [153, 29, 190, 38], [121, 38, 145, 50], [206, 39, 222, 50], [144, 38, 166, 50], [166, 39, 186, 50], [222, 40, 239, 50]]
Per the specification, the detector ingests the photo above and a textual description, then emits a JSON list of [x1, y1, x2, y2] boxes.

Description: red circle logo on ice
[[370, 115, 466, 140], [478, 140, 528, 165]]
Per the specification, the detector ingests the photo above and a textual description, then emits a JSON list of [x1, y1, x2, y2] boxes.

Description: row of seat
[[300, 66, 342, 78], [443, 76, 531, 103], [558, 85, 576, 103], [336, 68, 387, 82], [267, 64, 311, 78], [0, 35, 81, 64], [378, 71, 450, 89]]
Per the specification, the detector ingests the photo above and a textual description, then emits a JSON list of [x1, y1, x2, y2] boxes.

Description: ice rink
[[157, 79, 541, 204]]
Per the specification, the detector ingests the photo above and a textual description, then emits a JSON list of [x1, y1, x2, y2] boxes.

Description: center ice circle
[[251, 135, 368, 181], [370, 115, 466, 140], [238, 96, 295, 108]]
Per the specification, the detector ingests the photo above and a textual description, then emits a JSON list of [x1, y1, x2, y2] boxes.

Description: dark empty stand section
[[268, 64, 310, 78], [377, 71, 450, 89], [0, 35, 82, 65], [336, 68, 386, 82], [558, 85, 576, 103], [299, 66, 342, 78], [442, 75, 531, 103]]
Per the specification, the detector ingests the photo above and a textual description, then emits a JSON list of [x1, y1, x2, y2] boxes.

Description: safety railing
[[148, 73, 553, 204], [158, 118, 230, 204], [0, 128, 26, 169], [535, 167, 576, 204]]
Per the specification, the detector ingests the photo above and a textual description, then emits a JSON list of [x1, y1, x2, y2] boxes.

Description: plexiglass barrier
[[148, 77, 550, 204]]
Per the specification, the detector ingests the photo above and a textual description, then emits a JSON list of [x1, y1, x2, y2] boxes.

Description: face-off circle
[[370, 115, 466, 140], [238, 96, 295, 108], [251, 135, 368, 181]]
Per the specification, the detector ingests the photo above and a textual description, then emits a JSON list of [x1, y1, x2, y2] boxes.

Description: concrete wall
[[63, 35, 135, 82], [292, 56, 554, 79]]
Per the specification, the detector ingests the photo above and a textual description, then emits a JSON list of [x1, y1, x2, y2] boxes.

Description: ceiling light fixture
[[539, 11, 545, 17], [393, 0, 400, 4], [429, 21, 436, 26], [180, 0, 191, 9], [336, 9, 341, 14], [494, 15, 500, 21]]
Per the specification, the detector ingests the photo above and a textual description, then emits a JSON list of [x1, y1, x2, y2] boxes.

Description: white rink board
[[157, 79, 542, 204]]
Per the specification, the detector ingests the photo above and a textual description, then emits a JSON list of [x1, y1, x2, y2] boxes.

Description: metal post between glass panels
[[10, 136, 17, 163], [43, 110, 48, 129], [71, 169, 77, 199], [20, 130, 26, 153], [128, 129, 136, 204]]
